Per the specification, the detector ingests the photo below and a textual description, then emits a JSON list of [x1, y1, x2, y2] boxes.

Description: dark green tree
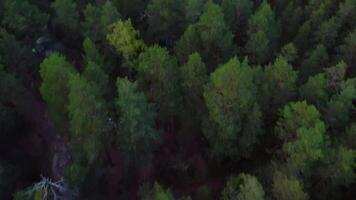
[[299, 44, 329, 83], [115, 77, 159, 160], [221, 0, 253, 45], [259, 56, 298, 115], [180, 52, 208, 120], [175, 2, 234, 68], [203, 57, 262, 158], [1, 0, 49, 37], [299, 73, 328, 110], [136, 45, 182, 121], [51, 0, 79, 34], [338, 29, 356, 76], [66, 74, 108, 184], [146, 0, 185, 44], [184, 0, 205, 23], [246, 0, 279, 64]]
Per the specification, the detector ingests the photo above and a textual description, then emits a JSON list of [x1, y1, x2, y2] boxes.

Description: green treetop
[[246, 0, 279, 64], [115, 77, 159, 161], [175, 1, 234, 68], [222, 173, 264, 200], [136, 45, 182, 121], [39, 53, 75, 134], [276, 101, 329, 175], [203, 57, 262, 158], [107, 19, 145, 61]]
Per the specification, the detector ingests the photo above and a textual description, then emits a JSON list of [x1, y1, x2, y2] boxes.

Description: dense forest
[[0, 0, 356, 199]]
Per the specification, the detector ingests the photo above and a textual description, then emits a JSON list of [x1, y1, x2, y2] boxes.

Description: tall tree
[[184, 0, 206, 23], [259, 56, 298, 115], [221, 0, 253, 45], [39, 53, 75, 134], [246, 0, 279, 64], [276, 101, 329, 175], [136, 45, 182, 121], [299, 44, 329, 83], [66, 74, 108, 184], [338, 29, 356, 76], [1, 0, 49, 37], [203, 57, 262, 158], [51, 0, 79, 35], [175, 1, 234, 69], [115, 77, 159, 160], [272, 171, 309, 200], [180, 52, 208, 120], [82, 1, 120, 43], [221, 173, 265, 200], [146, 0, 186, 45]]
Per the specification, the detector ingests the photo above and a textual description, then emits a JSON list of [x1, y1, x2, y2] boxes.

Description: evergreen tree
[[51, 0, 80, 34], [66, 74, 108, 184], [115, 77, 159, 160], [175, 2, 234, 68], [146, 0, 186, 44], [259, 56, 298, 115], [39, 53, 75, 134], [1, 0, 49, 37], [246, 0, 279, 64], [180, 52, 208, 120], [221, 0, 253, 45], [136, 45, 182, 121], [272, 171, 309, 200], [276, 101, 329, 175], [221, 173, 264, 200], [203, 57, 262, 158], [107, 19, 145, 61]]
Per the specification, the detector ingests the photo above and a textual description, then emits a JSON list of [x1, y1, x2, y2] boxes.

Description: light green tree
[[107, 19, 145, 61], [39, 53, 75, 134], [276, 101, 329, 174]]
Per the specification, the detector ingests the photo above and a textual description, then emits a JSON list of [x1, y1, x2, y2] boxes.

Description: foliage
[[276, 101, 328, 174], [107, 19, 145, 61], [51, 0, 80, 33], [246, 0, 279, 64], [180, 52, 208, 119], [221, 173, 264, 200], [175, 1, 234, 68], [203, 57, 262, 158], [259, 56, 298, 114], [136, 45, 182, 120], [272, 171, 309, 200], [115, 77, 159, 160], [82, 1, 120, 43], [1, 0, 49, 37], [39, 53, 75, 134]]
